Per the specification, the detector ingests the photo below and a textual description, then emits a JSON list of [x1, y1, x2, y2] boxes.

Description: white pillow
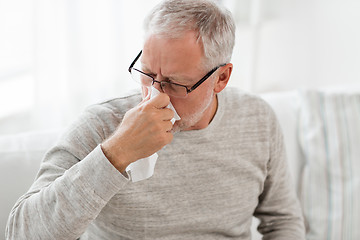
[[0, 129, 60, 239], [261, 91, 302, 190], [298, 90, 360, 239]]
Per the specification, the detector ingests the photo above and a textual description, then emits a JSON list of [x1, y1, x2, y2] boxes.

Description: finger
[[160, 108, 175, 121], [147, 93, 170, 109], [163, 121, 174, 133], [166, 131, 174, 143]]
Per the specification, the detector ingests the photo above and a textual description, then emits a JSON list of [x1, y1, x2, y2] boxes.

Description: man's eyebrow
[[140, 63, 193, 84], [166, 73, 192, 82], [140, 62, 151, 72]]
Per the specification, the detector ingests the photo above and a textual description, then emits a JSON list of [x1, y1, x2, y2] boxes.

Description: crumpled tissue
[[125, 87, 180, 182]]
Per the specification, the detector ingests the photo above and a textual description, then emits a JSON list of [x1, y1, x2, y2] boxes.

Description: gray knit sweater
[[6, 87, 305, 239]]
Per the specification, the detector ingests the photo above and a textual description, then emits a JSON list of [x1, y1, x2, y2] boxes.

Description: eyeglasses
[[128, 50, 226, 98]]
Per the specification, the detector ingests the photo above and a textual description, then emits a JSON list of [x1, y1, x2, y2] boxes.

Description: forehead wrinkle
[[140, 57, 161, 77], [140, 60, 150, 71], [141, 58, 194, 83], [142, 32, 205, 84]]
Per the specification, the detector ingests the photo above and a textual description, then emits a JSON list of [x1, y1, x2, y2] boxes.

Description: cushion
[[261, 91, 302, 190], [298, 90, 360, 239], [0, 129, 60, 239]]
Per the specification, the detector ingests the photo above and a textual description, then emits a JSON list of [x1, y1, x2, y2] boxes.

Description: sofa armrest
[[0, 129, 61, 239]]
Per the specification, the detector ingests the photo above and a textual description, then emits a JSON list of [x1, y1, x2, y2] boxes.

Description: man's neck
[[183, 94, 218, 131]]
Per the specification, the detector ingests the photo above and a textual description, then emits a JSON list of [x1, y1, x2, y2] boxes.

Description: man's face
[[141, 31, 218, 132]]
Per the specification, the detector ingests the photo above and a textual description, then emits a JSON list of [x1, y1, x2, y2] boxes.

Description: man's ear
[[214, 63, 233, 93]]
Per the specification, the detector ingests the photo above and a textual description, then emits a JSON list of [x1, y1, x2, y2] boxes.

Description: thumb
[[147, 93, 170, 109]]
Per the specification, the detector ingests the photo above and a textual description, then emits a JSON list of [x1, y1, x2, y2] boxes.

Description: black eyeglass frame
[[128, 50, 226, 96]]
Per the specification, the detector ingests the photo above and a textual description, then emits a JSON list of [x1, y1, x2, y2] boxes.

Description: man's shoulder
[[85, 89, 142, 117], [222, 87, 272, 114]]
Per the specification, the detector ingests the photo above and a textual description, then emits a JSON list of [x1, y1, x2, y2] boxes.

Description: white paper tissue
[[125, 87, 180, 182]]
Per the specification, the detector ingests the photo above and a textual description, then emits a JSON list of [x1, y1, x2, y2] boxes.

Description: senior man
[[6, 0, 305, 239]]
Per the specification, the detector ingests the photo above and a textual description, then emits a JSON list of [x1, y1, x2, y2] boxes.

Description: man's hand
[[101, 93, 175, 173]]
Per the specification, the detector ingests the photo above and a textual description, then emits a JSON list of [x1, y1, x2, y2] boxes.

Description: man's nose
[[152, 81, 164, 93]]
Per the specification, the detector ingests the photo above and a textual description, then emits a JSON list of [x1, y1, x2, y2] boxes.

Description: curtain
[[31, 0, 162, 130]]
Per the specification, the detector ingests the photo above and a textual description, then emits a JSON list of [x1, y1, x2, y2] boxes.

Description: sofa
[[1, 89, 359, 240]]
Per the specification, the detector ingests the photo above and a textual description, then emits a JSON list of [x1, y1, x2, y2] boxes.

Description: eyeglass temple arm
[[188, 64, 226, 93], [128, 50, 143, 73]]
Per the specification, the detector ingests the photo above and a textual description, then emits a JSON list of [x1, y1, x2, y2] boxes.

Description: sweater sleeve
[[5, 111, 129, 240], [253, 106, 306, 240]]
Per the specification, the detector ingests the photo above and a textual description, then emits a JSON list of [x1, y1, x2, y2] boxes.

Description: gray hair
[[144, 0, 236, 70]]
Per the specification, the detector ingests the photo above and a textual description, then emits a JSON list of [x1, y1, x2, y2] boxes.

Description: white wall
[[1, 0, 359, 134], [227, 0, 360, 92]]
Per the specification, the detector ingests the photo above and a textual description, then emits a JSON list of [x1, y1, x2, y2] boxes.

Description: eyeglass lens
[[131, 68, 188, 98]]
